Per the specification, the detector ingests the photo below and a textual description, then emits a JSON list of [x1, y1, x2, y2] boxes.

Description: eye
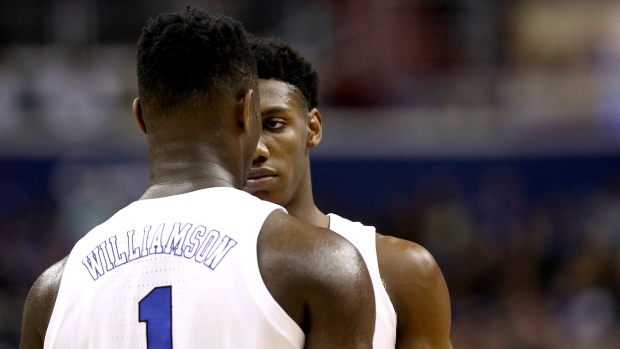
[[264, 119, 286, 130]]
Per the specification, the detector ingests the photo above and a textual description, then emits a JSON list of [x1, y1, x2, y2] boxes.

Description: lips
[[245, 169, 277, 191]]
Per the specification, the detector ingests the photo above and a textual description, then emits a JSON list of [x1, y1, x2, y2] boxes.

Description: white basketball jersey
[[45, 187, 304, 349], [328, 213, 397, 349]]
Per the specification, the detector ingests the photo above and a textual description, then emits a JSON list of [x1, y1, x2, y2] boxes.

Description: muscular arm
[[259, 210, 375, 349], [19, 257, 67, 349], [376, 235, 452, 349]]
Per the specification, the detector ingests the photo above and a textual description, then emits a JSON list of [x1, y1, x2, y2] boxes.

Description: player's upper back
[[44, 187, 304, 349]]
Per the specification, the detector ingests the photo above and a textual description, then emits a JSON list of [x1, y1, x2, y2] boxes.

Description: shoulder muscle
[[376, 235, 452, 349], [19, 256, 68, 349]]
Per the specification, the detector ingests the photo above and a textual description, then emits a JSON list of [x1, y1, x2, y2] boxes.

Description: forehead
[[258, 79, 305, 111]]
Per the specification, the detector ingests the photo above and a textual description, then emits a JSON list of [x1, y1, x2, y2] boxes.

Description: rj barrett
[[81, 222, 238, 281]]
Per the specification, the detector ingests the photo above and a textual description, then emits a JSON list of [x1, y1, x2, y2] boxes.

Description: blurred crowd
[[384, 170, 620, 348], [3, 1, 620, 157]]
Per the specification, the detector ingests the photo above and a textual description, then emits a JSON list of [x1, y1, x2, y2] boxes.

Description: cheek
[[273, 130, 304, 157], [273, 136, 305, 176], [288, 137, 309, 178]]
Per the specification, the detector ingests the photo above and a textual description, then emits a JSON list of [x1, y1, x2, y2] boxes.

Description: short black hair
[[250, 36, 319, 109], [136, 9, 256, 111]]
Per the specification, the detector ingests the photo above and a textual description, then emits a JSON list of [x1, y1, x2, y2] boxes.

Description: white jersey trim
[[327, 213, 398, 349]]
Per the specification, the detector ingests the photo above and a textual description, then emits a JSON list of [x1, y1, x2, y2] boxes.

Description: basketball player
[[19, 10, 376, 349], [245, 37, 453, 349]]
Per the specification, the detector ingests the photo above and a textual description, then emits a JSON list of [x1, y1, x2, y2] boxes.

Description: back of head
[[250, 36, 318, 110], [137, 9, 257, 122]]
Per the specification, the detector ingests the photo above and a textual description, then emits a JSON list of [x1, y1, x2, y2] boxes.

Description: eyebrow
[[261, 106, 293, 117]]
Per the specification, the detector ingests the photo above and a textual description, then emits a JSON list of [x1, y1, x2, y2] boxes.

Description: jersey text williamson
[[81, 222, 238, 281]]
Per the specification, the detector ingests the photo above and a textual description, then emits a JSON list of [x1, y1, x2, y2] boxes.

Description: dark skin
[[19, 89, 376, 349], [245, 79, 453, 349]]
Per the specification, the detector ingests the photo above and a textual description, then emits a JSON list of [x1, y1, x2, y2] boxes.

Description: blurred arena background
[[2, 0, 620, 347]]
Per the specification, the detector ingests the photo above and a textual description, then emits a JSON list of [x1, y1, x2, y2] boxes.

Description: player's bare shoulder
[[20, 256, 68, 349], [259, 210, 372, 297], [375, 234, 444, 287], [375, 233, 449, 307], [258, 210, 375, 348], [261, 209, 370, 279], [375, 233, 452, 348]]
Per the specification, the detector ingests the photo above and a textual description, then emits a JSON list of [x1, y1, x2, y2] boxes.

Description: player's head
[[133, 9, 260, 183], [244, 36, 322, 208]]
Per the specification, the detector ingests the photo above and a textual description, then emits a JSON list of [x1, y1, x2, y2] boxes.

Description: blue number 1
[[139, 286, 173, 349]]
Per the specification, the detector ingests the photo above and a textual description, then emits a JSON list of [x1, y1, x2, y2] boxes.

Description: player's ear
[[238, 89, 254, 131], [133, 98, 147, 135], [307, 108, 322, 148]]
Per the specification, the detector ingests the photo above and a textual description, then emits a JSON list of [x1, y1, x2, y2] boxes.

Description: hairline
[[259, 77, 310, 115]]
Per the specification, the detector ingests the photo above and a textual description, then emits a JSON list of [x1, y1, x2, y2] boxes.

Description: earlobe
[[133, 98, 147, 135], [307, 108, 323, 148]]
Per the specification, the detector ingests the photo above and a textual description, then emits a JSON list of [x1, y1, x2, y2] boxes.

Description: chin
[[244, 188, 264, 198], [253, 190, 283, 206]]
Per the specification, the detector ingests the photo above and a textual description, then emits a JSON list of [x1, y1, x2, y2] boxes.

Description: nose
[[253, 138, 269, 164]]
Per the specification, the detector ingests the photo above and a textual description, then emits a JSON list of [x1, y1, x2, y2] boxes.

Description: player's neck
[[285, 179, 329, 229], [287, 201, 329, 229], [143, 140, 241, 200]]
